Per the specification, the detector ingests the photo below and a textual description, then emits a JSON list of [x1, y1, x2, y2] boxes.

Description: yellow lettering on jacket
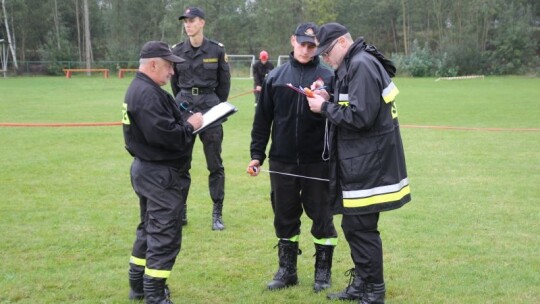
[[122, 103, 130, 125], [391, 101, 398, 119], [203, 58, 218, 63]]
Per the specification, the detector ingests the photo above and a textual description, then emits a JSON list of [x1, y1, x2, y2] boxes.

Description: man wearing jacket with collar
[[247, 22, 338, 293], [123, 41, 203, 303], [171, 7, 231, 231], [306, 23, 411, 304]]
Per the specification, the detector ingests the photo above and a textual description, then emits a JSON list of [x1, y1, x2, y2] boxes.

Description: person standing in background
[[123, 41, 203, 303], [171, 6, 231, 231], [252, 50, 274, 106]]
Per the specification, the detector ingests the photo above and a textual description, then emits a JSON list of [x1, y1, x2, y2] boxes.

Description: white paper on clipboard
[[193, 101, 238, 134]]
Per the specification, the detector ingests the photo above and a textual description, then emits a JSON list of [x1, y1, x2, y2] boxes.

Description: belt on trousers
[[181, 87, 215, 95], [136, 158, 183, 170]]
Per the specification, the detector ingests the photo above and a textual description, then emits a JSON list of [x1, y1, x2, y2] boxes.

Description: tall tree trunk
[[391, 19, 398, 54], [456, 0, 462, 44], [83, 0, 92, 72], [401, 0, 408, 55], [75, 0, 82, 62], [432, 0, 444, 50], [53, 0, 61, 50], [1, 0, 18, 70]]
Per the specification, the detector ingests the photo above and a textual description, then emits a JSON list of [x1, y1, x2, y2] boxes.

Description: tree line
[[1, 0, 538, 76]]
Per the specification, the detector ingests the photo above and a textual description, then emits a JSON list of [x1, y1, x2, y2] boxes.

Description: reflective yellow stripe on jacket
[[342, 178, 410, 208], [382, 82, 399, 103]]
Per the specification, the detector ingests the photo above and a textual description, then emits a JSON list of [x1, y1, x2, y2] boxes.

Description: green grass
[[0, 76, 539, 303]]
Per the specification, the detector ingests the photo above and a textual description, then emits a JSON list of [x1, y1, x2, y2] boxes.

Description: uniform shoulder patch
[[209, 39, 224, 48], [171, 41, 184, 49]]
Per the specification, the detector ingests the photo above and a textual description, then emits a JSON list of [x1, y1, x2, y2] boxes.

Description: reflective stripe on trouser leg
[[130, 256, 146, 267], [313, 236, 338, 246], [130, 159, 184, 280], [280, 235, 300, 243]]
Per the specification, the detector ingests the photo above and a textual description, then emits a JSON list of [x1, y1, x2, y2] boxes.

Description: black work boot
[[212, 202, 225, 231], [359, 282, 385, 304], [267, 240, 301, 290], [313, 244, 334, 292], [143, 275, 173, 304], [128, 264, 144, 301], [326, 267, 364, 300], [180, 202, 187, 226]]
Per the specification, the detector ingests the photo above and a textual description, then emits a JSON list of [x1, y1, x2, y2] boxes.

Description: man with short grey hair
[[307, 23, 411, 304], [123, 41, 202, 304]]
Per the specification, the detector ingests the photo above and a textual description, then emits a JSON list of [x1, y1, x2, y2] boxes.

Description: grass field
[[0, 75, 539, 303]]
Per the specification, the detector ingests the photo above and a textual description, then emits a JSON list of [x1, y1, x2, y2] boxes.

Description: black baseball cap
[[179, 7, 205, 20], [140, 41, 185, 63], [315, 23, 349, 56], [294, 22, 318, 45]]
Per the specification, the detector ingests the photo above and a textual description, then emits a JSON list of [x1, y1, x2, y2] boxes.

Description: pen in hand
[[179, 101, 194, 114]]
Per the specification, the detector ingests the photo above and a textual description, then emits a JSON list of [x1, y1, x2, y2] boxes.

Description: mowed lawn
[[0, 75, 538, 303]]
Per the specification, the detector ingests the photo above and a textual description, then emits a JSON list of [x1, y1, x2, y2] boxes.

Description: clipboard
[[193, 101, 238, 134]]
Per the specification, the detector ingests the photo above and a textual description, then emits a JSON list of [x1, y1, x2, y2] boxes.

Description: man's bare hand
[[306, 94, 327, 113], [187, 113, 203, 130], [246, 159, 261, 176]]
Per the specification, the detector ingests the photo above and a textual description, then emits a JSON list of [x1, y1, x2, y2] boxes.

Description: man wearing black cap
[[171, 7, 231, 231], [123, 41, 203, 304], [247, 23, 338, 293], [306, 23, 411, 304]]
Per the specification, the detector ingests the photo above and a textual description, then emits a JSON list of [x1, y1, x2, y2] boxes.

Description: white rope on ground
[[435, 75, 484, 81], [258, 169, 330, 182]]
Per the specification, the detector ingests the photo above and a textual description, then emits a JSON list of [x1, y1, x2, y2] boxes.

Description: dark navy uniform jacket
[[321, 38, 410, 215], [250, 53, 333, 166], [171, 37, 231, 107], [123, 72, 195, 166], [252, 60, 275, 87]]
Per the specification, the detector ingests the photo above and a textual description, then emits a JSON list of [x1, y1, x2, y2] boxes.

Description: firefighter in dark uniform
[[123, 41, 203, 303], [171, 7, 231, 231], [247, 23, 338, 293], [307, 23, 412, 304]]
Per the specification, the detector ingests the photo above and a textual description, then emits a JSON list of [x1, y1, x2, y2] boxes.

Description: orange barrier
[[228, 89, 255, 100], [1, 122, 539, 132], [63, 68, 109, 79], [0, 122, 121, 127], [118, 68, 138, 78]]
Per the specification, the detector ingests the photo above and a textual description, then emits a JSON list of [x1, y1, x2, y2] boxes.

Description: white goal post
[[227, 54, 255, 79], [277, 55, 289, 66]]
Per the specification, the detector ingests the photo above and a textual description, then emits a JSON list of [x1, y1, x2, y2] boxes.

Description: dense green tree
[[1, 0, 538, 75], [486, 1, 538, 74]]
